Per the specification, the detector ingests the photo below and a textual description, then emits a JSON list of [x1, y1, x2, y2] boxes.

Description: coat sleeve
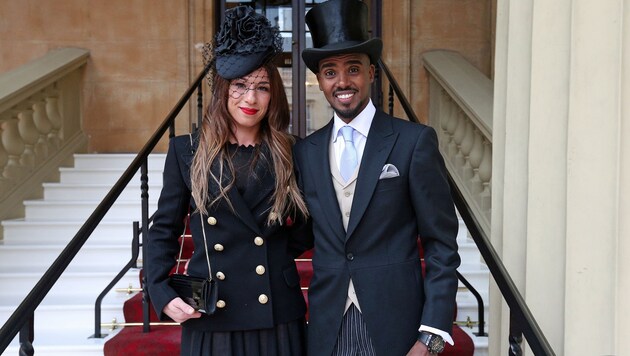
[[409, 125, 461, 333], [146, 137, 191, 320], [287, 144, 314, 258]]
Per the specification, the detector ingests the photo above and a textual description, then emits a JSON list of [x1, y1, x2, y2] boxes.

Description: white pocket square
[[379, 164, 400, 179]]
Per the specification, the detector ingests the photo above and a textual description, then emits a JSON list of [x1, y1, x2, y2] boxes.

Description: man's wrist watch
[[418, 331, 445, 354]]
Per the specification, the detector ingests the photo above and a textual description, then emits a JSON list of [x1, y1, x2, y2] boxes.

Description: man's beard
[[333, 97, 368, 121]]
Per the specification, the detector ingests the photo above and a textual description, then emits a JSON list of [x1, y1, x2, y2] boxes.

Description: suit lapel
[[346, 112, 397, 239], [307, 120, 346, 242]]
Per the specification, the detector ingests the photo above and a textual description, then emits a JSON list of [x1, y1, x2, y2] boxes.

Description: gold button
[[214, 243, 224, 251], [258, 294, 268, 304], [254, 237, 264, 246], [207, 216, 217, 225], [216, 300, 226, 308], [216, 271, 225, 280], [344, 191, 351, 197], [255, 265, 266, 275]]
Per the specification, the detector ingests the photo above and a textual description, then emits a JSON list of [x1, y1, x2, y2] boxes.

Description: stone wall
[[0, 0, 492, 151], [0, 0, 213, 153]]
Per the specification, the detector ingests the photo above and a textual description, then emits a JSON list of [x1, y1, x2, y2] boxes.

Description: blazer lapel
[[346, 112, 397, 239], [307, 120, 346, 242], [207, 157, 263, 235]]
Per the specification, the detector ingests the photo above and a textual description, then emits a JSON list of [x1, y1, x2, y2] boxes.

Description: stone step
[[71, 153, 166, 170], [42, 183, 162, 202], [0, 304, 128, 356], [2, 329, 115, 356], [1, 220, 136, 245], [0, 271, 140, 302], [58, 168, 163, 185], [22, 200, 157, 221], [0, 244, 135, 272]]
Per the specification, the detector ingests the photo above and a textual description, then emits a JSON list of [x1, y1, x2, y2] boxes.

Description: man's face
[[316, 53, 375, 123]]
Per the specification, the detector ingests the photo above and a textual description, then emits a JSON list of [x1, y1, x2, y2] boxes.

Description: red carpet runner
[[104, 237, 474, 355]]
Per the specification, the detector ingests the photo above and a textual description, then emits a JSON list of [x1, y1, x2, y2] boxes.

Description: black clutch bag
[[168, 205, 218, 315], [168, 274, 218, 315]]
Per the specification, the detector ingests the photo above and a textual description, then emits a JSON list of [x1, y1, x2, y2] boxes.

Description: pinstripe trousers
[[331, 304, 376, 356]]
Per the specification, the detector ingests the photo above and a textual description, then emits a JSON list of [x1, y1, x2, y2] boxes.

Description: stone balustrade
[[423, 50, 493, 237], [0, 48, 89, 224]]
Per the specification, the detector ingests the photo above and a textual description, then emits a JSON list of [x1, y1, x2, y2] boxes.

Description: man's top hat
[[301, 0, 382, 73]]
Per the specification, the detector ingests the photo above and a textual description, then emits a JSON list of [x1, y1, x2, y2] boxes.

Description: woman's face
[[227, 67, 271, 135]]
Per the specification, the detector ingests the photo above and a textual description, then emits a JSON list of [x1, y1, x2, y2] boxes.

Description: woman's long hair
[[190, 62, 308, 224]]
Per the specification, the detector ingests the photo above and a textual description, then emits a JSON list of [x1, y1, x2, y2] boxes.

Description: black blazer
[[293, 111, 460, 356], [146, 134, 310, 332]]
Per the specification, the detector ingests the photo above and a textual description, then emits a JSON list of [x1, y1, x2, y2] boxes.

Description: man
[[294, 0, 461, 355]]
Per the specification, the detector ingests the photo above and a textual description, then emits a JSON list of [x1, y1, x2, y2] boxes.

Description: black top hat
[[302, 0, 382, 73], [213, 6, 282, 80]]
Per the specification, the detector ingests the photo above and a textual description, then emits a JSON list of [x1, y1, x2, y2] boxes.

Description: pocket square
[[379, 163, 400, 179]]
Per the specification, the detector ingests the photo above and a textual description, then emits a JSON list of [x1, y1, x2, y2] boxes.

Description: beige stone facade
[[0, 0, 491, 152], [0, 0, 214, 153]]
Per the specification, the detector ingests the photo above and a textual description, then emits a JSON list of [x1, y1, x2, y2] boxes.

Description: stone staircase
[[0, 154, 166, 356], [0, 153, 489, 355]]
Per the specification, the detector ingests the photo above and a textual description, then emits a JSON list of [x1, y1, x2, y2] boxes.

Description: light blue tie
[[339, 126, 358, 182]]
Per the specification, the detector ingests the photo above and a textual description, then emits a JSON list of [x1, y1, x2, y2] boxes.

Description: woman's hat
[[212, 6, 282, 80], [301, 0, 382, 73]]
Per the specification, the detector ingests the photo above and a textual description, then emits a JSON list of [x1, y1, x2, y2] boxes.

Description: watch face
[[428, 335, 445, 353]]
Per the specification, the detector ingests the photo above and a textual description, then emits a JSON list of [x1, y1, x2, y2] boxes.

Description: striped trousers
[[331, 304, 376, 356]]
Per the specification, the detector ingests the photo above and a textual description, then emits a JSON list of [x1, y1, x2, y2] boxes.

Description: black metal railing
[[0, 61, 210, 355], [379, 59, 555, 356]]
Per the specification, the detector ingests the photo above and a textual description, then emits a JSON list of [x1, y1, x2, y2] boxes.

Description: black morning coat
[[146, 133, 312, 332], [293, 111, 461, 356]]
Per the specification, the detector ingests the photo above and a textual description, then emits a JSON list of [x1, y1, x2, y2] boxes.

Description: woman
[[146, 6, 311, 355]]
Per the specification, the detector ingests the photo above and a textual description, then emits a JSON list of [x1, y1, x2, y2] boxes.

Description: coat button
[[255, 265, 266, 275], [344, 191, 352, 197], [207, 216, 217, 225], [258, 294, 268, 304], [346, 253, 354, 261], [214, 244, 224, 251], [216, 300, 226, 308], [345, 211, 350, 217], [216, 271, 225, 280], [254, 236, 264, 246]]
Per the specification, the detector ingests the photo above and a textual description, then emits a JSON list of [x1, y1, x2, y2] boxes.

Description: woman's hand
[[163, 297, 202, 323]]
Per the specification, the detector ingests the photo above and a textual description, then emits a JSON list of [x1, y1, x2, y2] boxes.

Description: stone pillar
[[493, 0, 629, 355], [491, 0, 533, 354]]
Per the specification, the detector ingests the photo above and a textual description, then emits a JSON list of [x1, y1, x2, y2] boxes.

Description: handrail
[[378, 59, 555, 355], [0, 61, 210, 354]]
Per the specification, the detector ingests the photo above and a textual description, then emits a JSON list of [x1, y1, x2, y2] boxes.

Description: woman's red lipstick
[[240, 107, 258, 115]]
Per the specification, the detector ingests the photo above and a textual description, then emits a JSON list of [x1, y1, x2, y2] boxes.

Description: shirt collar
[[332, 99, 376, 142]]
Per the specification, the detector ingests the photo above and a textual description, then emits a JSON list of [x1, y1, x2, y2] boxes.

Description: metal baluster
[[18, 314, 34, 356], [141, 159, 151, 333], [509, 311, 523, 356]]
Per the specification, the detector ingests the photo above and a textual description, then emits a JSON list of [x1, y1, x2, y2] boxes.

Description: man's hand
[[163, 297, 202, 323], [406, 340, 435, 356]]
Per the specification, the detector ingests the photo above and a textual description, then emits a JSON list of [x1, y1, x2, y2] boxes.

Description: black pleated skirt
[[180, 318, 306, 356]]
